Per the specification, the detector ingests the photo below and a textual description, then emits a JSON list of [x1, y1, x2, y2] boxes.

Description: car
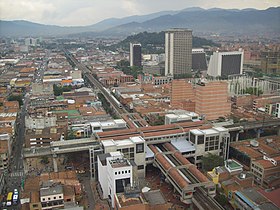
[[14, 189, 18, 195]]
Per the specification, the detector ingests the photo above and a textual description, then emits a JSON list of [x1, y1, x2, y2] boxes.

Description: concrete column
[[89, 147, 95, 180], [53, 154, 58, 172], [256, 129, 261, 138], [22, 158, 29, 174], [235, 132, 239, 142]]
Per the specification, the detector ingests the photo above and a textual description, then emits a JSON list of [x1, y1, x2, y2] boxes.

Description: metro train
[[102, 87, 123, 109]]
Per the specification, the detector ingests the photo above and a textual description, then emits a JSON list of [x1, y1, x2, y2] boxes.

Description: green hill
[[104, 31, 220, 54]]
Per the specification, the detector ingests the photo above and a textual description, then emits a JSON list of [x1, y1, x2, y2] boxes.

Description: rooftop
[[40, 182, 63, 197], [143, 189, 166, 205], [230, 136, 280, 160]]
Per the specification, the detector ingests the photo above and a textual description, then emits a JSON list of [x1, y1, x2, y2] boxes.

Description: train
[[102, 87, 123, 109]]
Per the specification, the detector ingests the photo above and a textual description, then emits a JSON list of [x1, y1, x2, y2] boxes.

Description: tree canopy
[[101, 31, 220, 54], [201, 153, 224, 172]]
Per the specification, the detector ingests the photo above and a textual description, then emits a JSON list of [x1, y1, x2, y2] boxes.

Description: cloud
[[0, 0, 279, 26]]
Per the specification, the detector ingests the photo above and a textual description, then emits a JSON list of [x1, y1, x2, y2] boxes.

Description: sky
[[0, 0, 279, 26]]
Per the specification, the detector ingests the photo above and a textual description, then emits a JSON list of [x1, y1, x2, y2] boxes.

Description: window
[[42, 198, 45, 201], [48, 197, 50, 200], [196, 156, 202, 160], [59, 196, 62, 199], [197, 135, 204, 144], [190, 133, 195, 144], [54, 197, 56, 199], [122, 148, 128, 153], [115, 172, 117, 175], [136, 143, 144, 153], [137, 165, 144, 170]]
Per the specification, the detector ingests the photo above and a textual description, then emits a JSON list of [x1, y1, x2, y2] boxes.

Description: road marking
[[10, 171, 24, 177]]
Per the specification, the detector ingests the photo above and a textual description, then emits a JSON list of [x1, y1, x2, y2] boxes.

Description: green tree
[[215, 194, 228, 206], [67, 129, 76, 140], [53, 84, 63, 96], [40, 156, 49, 164], [116, 60, 143, 79], [201, 153, 224, 172], [242, 87, 263, 96], [53, 84, 72, 96]]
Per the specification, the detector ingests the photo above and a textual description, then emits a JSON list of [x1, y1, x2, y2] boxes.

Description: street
[[2, 94, 27, 210]]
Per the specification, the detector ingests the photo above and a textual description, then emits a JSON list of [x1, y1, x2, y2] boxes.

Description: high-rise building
[[165, 29, 192, 77], [260, 51, 280, 75], [192, 48, 207, 71], [207, 51, 244, 77], [195, 81, 231, 120], [130, 43, 142, 67]]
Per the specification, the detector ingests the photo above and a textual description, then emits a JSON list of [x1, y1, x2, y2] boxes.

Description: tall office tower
[[130, 43, 142, 67], [165, 28, 192, 77], [207, 51, 244, 78], [195, 81, 231, 120]]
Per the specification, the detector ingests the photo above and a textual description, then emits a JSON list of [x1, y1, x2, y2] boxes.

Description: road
[[2, 94, 27, 209]]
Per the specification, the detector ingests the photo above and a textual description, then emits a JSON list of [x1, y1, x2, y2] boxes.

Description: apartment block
[[40, 182, 64, 210], [230, 136, 280, 188], [170, 79, 195, 108], [195, 81, 231, 120]]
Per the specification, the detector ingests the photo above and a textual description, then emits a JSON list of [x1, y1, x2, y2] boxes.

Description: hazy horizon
[[0, 0, 279, 27]]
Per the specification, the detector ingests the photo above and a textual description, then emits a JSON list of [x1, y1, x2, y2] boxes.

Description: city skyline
[[0, 0, 279, 26]]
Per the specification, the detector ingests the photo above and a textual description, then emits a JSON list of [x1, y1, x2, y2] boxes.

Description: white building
[[276, 103, 280, 118], [90, 119, 127, 133], [165, 110, 200, 124], [101, 136, 146, 178], [25, 115, 57, 130], [97, 152, 133, 207], [207, 51, 244, 77], [189, 127, 230, 167]]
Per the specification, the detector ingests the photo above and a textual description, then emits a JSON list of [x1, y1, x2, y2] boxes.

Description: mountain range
[[0, 7, 279, 38]]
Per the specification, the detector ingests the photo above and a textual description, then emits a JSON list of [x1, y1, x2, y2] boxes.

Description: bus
[[6, 192, 13, 207], [12, 194, 18, 205]]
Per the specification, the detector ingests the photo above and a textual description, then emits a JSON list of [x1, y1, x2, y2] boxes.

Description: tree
[[201, 153, 224, 172], [53, 84, 72, 96], [215, 194, 228, 206], [40, 156, 49, 164], [53, 84, 63, 96]]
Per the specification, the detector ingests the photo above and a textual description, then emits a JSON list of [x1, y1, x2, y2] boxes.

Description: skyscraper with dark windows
[[165, 29, 192, 77], [207, 51, 244, 77], [130, 43, 142, 67]]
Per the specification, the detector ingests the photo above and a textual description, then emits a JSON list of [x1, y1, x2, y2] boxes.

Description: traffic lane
[[79, 174, 95, 209]]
